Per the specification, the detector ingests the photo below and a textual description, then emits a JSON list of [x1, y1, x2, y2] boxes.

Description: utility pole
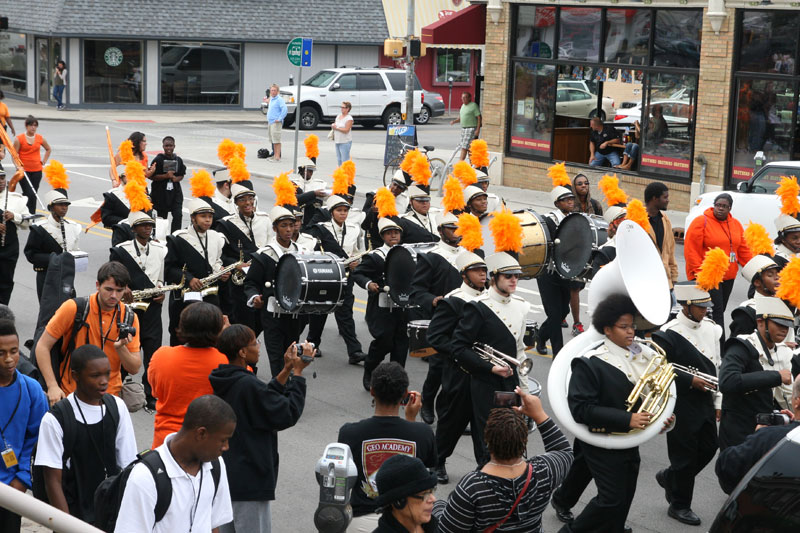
[[404, 0, 415, 125]]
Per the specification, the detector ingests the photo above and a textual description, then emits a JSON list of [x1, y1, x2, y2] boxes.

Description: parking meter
[[448, 76, 454, 115], [754, 150, 766, 168], [313, 443, 358, 533]]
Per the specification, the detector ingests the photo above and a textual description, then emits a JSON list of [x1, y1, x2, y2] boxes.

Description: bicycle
[[383, 140, 447, 192]]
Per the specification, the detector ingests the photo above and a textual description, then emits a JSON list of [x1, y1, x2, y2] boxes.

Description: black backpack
[[31, 296, 91, 388], [93, 450, 222, 532]]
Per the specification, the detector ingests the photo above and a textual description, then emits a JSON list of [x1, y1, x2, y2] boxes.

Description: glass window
[[730, 78, 795, 182], [653, 10, 702, 68], [335, 74, 357, 90], [605, 9, 650, 66], [0, 33, 27, 94], [304, 70, 337, 88], [739, 11, 800, 74], [385, 72, 422, 91], [514, 6, 555, 58], [435, 49, 471, 83], [358, 74, 385, 91], [160, 42, 240, 105], [509, 63, 555, 156], [559, 8, 601, 62], [84, 40, 142, 104]]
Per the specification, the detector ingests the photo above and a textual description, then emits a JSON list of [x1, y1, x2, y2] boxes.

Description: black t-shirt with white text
[[589, 124, 621, 155]]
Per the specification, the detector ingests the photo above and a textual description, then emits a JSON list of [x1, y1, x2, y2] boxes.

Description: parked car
[[555, 87, 615, 121], [415, 90, 444, 125], [684, 161, 800, 238], [612, 99, 694, 127], [275, 67, 423, 129], [557, 79, 598, 95]]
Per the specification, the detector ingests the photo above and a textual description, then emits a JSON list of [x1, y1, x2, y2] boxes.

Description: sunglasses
[[408, 488, 436, 500]]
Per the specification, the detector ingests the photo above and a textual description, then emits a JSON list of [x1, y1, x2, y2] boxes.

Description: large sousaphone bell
[[547, 220, 676, 449]]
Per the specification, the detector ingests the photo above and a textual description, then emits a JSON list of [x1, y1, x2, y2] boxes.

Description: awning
[[421, 4, 486, 46]]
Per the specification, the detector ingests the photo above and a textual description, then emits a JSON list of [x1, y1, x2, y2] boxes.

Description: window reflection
[[509, 64, 555, 155], [559, 8, 601, 62], [84, 40, 142, 104], [515, 6, 556, 58], [0, 33, 27, 94], [435, 49, 471, 83], [653, 10, 702, 68], [160, 42, 241, 105], [739, 11, 799, 74], [605, 9, 650, 66]]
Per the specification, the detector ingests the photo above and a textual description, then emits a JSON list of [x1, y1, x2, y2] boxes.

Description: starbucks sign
[[104, 47, 123, 67]]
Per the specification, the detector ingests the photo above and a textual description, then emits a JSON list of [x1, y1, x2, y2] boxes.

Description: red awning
[[421, 4, 486, 46]]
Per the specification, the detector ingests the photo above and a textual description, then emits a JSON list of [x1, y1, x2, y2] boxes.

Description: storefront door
[[36, 38, 49, 103]]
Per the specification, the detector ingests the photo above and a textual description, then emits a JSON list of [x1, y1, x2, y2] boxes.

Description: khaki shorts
[[268, 121, 282, 143]]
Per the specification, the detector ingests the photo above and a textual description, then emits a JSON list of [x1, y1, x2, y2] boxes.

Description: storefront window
[[84, 40, 142, 103], [738, 11, 799, 74], [435, 49, 470, 83], [653, 10, 702, 69], [515, 6, 555, 59], [605, 9, 650, 66], [160, 42, 241, 105], [0, 33, 27, 95], [559, 8, 601, 62], [508, 63, 555, 155]]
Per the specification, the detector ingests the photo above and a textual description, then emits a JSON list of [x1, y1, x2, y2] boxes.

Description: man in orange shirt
[[35, 261, 141, 406]]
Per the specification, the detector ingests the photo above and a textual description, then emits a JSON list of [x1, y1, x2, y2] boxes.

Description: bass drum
[[481, 209, 552, 278], [553, 213, 608, 280], [274, 252, 347, 314], [385, 243, 436, 307]]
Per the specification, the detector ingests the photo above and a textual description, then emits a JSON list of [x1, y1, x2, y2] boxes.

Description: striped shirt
[[433, 418, 573, 532]]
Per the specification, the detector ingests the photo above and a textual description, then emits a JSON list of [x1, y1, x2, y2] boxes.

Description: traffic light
[[409, 39, 421, 58]]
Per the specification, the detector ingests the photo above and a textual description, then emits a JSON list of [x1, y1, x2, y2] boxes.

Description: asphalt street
[[10, 119, 739, 532]]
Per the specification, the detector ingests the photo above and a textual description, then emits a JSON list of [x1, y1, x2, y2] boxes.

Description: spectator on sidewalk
[[53, 61, 67, 110], [332, 101, 354, 165], [0, 319, 48, 533], [450, 92, 481, 161], [13, 115, 52, 213], [149, 136, 186, 233], [114, 395, 234, 533], [0, 90, 16, 135], [266, 84, 287, 162], [35, 345, 137, 524], [644, 182, 679, 293]]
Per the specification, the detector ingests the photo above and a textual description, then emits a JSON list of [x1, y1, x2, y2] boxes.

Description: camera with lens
[[298, 342, 316, 363], [755, 411, 791, 426], [117, 323, 137, 340]]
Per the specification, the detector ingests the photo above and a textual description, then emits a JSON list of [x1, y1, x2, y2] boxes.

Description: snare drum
[[481, 209, 552, 278], [384, 244, 437, 306], [274, 252, 347, 314], [408, 320, 435, 357], [553, 213, 609, 280], [523, 320, 540, 350]]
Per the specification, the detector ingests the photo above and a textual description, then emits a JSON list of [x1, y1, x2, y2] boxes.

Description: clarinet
[[60, 218, 68, 251], [0, 189, 8, 247]]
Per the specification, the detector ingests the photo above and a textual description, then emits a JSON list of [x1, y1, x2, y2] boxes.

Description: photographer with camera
[[716, 377, 800, 494]]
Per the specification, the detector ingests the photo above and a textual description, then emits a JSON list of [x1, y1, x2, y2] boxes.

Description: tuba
[[547, 220, 676, 449]]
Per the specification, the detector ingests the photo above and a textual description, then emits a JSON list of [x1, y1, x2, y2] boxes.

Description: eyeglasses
[[248, 339, 261, 348], [408, 488, 436, 500], [614, 323, 635, 332], [713, 203, 731, 209]]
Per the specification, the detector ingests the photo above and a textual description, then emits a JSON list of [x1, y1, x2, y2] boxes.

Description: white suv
[[276, 67, 423, 129]]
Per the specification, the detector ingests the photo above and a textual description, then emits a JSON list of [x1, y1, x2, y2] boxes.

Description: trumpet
[[473, 342, 533, 376], [671, 362, 718, 391]]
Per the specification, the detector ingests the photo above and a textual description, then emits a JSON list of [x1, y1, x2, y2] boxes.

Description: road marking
[[517, 286, 588, 308], [65, 169, 113, 183]]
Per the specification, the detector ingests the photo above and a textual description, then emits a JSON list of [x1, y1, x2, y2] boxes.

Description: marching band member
[[552, 294, 673, 533], [0, 168, 33, 304], [292, 157, 327, 228], [729, 255, 782, 339], [291, 205, 319, 251], [462, 185, 488, 219], [362, 170, 409, 249], [774, 214, 800, 267], [307, 193, 366, 365], [165, 182, 228, 345], [202, 168, 236, 228], [653, 280, 722, 526], [475, 168, 504, 213], [100, 171, 130, 228], [401, 185, 438, 236], [591, 205, 626, 275], [428, 250, 487, 483], [24, 169, 81, 301], [719, 296, 794, 450]]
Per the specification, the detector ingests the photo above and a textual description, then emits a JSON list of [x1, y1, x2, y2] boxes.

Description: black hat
[[373, 455, 437, 507]]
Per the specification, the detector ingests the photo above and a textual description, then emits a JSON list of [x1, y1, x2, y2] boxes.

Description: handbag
[[327, 128, 335, 140], [121, 376, 146, 412], [484, 463, 533, 533]]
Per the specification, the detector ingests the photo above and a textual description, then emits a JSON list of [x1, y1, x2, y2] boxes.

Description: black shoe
[[313, 346, 322, 358], [668, 506, 701, 526], [536, 342, 548, 355], [463, 424, 471, 435], [624, 526, 633, 533], [655, 468, 673, 504], [420, 404, 435, 425], [436, 465, 449, 484], [348, 351, 366, 365], [145, 398, 157, 411], [551, 497, 574, 523], [362, 370, 372, 392]]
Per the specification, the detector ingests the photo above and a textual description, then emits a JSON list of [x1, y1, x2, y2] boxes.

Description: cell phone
[[493, 391, 521, 408], [400, 392, 412, 406], [755, 412, 791, 426]]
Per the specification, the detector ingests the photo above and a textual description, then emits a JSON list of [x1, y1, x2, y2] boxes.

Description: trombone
[[473, 343, 533, 376]]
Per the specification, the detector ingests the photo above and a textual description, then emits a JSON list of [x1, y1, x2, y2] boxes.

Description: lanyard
[[333, 221, 347, 247], [718, 218, 734, 253], [194, 226, 211, 273], [239, 214, 255, 242], [189, 468, 204, 532], [57, 218, 68, 250], [0, 378, 21, 443], [74, 396, 108, 477], [132, 238, 150, 269], [412, 211, 431, 232], [96, 294, 119, 350]]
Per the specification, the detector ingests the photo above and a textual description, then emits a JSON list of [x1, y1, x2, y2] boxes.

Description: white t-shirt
[[114, 433, 233, 533], [35, 393, 137, 470], [334, 114, 354, 143]]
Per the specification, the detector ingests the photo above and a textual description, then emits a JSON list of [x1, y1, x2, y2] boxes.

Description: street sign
[[287, 37, 312, 67], [301, 38, 312, 67]]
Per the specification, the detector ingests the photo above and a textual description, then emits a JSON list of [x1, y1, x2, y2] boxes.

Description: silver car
[[416, 90, 445, 125]]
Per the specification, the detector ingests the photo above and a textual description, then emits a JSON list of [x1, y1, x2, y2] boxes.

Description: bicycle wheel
[[383, 156, 403, 186], [428, 158, 447, 194]]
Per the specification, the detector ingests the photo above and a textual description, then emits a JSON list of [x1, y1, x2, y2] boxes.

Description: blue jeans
[[335, 141, 352, 166], [623, 143, 640, 161], [53, 85, 65, 107], [590, 151, 621, 167]]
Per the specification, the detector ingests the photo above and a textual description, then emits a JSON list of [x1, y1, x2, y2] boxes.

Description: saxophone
[[181, 248, 246, 298], [130, 267, 186, 311]]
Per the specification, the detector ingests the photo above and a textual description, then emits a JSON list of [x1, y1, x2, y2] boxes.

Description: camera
[[493, 390, 521, 408], [755, 411, 791, 426], [117, 323, 137, 340], [298, 342, 316, 363]]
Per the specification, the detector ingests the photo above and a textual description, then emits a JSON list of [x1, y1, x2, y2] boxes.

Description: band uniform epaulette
[[172, 229, 189, 237]]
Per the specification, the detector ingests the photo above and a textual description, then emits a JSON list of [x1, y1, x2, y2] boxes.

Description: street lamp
[[448, 76, 454, 117]]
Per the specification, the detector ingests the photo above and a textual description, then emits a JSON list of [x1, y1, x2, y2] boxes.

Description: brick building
[[478, 0, 800, 210]]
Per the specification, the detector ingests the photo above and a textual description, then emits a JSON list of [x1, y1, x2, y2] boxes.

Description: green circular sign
[[286, 38, 303, 67], [104, 47, 123, 67]]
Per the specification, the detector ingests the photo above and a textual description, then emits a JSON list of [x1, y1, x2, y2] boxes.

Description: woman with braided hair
[[433, 391, 573, 532]]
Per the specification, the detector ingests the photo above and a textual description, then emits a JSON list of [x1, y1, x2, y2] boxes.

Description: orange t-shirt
[[148, 345, 228, 447], [45, 294, 142, 396], [0, 102, 9, 127], [16, 133, 44, 172]]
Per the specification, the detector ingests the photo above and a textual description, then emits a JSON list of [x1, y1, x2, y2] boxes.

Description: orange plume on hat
[[410, 153, 431, 187], [304, 134, 319, 159], [124, 178, 152, 213], [375, 187, 398, 218], [456, 213, 482, 252], [400, 149, 422, 174], [489, 208, 523, 254], [548, 162, 571, 188], [217, 139, 237, 166], [598, 174, 628, 206], [332, 167, 349, 196], [777, 176, 800, 217], [777, 256, 800, 309], [453, 161, 477, 187], [228, 156, 250, 183], [118, 140, 134, 164], [273, 171, 298, 206], [442, 175, 465, 213], [469, 139, 489, 168], [44, 160, 70, 190], [625, 199, 650, 232], [696, 247, 730, 291], [190, 169, 215, 198], [744, 221, 775, 256], [341, 160, 356, 186], [124, 159, 146, 189]]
